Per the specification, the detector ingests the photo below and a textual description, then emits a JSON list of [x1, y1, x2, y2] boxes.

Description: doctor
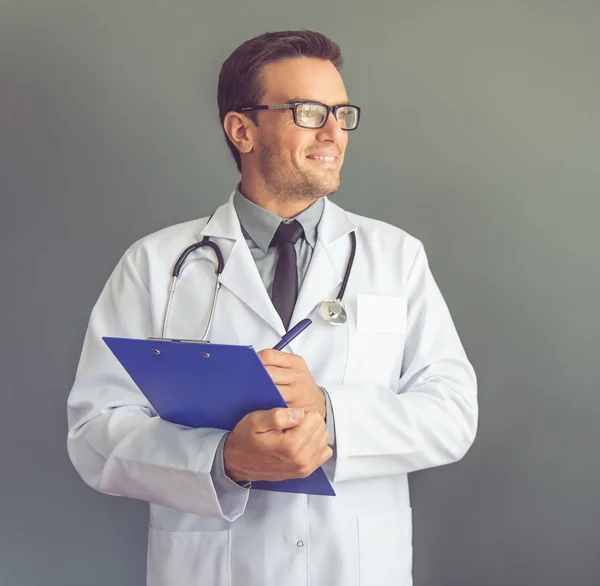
[[67, 30, 478, 586]]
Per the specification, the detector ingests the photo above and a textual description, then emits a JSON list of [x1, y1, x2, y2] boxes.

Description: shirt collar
[[233, 187, 324, 254]]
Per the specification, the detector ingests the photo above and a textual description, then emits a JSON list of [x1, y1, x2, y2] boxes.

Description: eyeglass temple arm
[[240, 104, 296, 111]]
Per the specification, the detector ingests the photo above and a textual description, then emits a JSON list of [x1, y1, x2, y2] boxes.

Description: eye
[[296, 104, 326, 127], [335, 106, 359, 129]]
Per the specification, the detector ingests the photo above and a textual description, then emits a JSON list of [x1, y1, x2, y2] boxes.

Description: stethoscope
[[161, 229, 356, 341]]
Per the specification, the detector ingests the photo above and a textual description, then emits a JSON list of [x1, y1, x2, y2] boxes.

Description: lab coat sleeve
[[66, 249, 250, 520], [326, 243, 478, 483], [321, 388, 337, 448], [211, 434, 252, 499]]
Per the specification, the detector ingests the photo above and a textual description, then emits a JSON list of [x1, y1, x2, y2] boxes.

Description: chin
[[323, 175, 341, 195], [321, 177, 340, 195], [305, 176, 339, 197], [272, 168, 341, 200]]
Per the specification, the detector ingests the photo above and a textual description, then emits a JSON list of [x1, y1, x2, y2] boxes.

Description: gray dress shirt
[[210, 188, 336, 493]]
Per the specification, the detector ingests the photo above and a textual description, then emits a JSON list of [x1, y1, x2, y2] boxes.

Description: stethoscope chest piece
[[318, 300, 347, 326]]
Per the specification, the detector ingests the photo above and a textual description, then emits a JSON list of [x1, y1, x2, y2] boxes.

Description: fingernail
[[290, 409, 302, 422]]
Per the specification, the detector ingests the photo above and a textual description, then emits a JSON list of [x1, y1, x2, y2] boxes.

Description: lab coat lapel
[[201, 193, 285, 335], [290, 198, 356, 328]]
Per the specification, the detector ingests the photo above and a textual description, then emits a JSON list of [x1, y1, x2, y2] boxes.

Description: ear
[[223, 111, 255, 155]]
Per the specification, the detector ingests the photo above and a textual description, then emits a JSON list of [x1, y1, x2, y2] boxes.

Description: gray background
[[1, 1, 599, 585]]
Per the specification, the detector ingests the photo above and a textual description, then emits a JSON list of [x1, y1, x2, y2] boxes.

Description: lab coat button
[[297, 541, 304, 548]]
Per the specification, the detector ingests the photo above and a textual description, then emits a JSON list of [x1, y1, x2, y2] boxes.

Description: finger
[[250, 407, 304, 432], [263, 365, 297, 385], [310, 426, 332, 456], [297, 427, 331, 471], [257, 349, 303, 368], [275, 385, 293, 403], [276, 389, 305, 414], [287, 410, 325, 439], [317, 445, 334, 466], [318, 429, 331, 450], [311, 420, 330, 451]]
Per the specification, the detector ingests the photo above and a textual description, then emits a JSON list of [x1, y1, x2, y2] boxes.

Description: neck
[[239, 177, 318, 219]]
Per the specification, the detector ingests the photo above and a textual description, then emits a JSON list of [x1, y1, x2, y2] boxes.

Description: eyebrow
[[286, 97, 351, 105]]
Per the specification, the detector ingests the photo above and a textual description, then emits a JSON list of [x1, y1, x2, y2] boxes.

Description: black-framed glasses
[[240, 101, 361, 130]]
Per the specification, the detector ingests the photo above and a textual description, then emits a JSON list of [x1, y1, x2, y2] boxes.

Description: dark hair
[[217, 30, 344, 172]]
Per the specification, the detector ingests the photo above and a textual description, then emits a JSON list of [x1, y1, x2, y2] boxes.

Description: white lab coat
[[67, 192, 478, 586]]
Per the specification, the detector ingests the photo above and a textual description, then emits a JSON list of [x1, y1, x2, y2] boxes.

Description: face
[[247, 57, 350, 201]]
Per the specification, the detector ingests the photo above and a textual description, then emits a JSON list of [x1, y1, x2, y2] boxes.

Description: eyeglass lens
[[296, 103, 358, 129]]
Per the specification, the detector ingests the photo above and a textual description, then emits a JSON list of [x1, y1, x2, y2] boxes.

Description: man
[[67, 30, 478, 586]]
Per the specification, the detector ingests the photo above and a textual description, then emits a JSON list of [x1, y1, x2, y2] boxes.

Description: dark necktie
[[271, 220, 304, 330]]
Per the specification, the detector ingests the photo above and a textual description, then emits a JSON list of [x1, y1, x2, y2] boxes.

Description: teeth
[[311, 156, 335, 161]]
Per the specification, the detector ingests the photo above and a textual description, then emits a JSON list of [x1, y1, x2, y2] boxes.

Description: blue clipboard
[[103, 336, 335, 496]]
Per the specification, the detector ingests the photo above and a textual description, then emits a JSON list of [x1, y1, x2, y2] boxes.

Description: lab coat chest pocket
[[343, 295, 407, 389], [147, 527, 231, 586], [358, 509, 413, 586]]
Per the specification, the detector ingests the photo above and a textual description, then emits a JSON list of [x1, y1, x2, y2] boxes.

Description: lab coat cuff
[[210, 434, 251, 518], [324, 384, 360, 483], [320, 387, 337, 447]]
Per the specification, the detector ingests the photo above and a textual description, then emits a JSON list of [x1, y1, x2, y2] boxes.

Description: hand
[[257, 349, 326, 419], [223, 408, 332, 483]]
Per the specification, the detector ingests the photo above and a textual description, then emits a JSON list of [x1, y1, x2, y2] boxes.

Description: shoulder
[[129, 217, 209, 255], [323, 200, 431, 287], [121, 216, 210, 284], [349, 210, 419, 244], [332, 202, 425, 263]]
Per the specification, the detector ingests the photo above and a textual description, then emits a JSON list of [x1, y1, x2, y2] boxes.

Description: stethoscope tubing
[[162, 229, 356, 340], [162, 237, 223, 340], [337, 230, 356, 302]]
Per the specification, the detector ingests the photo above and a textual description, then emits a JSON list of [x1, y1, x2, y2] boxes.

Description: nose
[[316, 111, 346, 144]]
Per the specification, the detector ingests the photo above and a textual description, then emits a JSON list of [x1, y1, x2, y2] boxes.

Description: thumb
[[253, 407, 304, 432]]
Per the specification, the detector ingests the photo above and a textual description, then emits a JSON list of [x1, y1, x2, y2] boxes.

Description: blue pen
[[272, 318, 312, 351]]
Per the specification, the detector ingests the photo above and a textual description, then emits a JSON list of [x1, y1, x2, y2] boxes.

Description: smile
[[306, 155, 337, 162]]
